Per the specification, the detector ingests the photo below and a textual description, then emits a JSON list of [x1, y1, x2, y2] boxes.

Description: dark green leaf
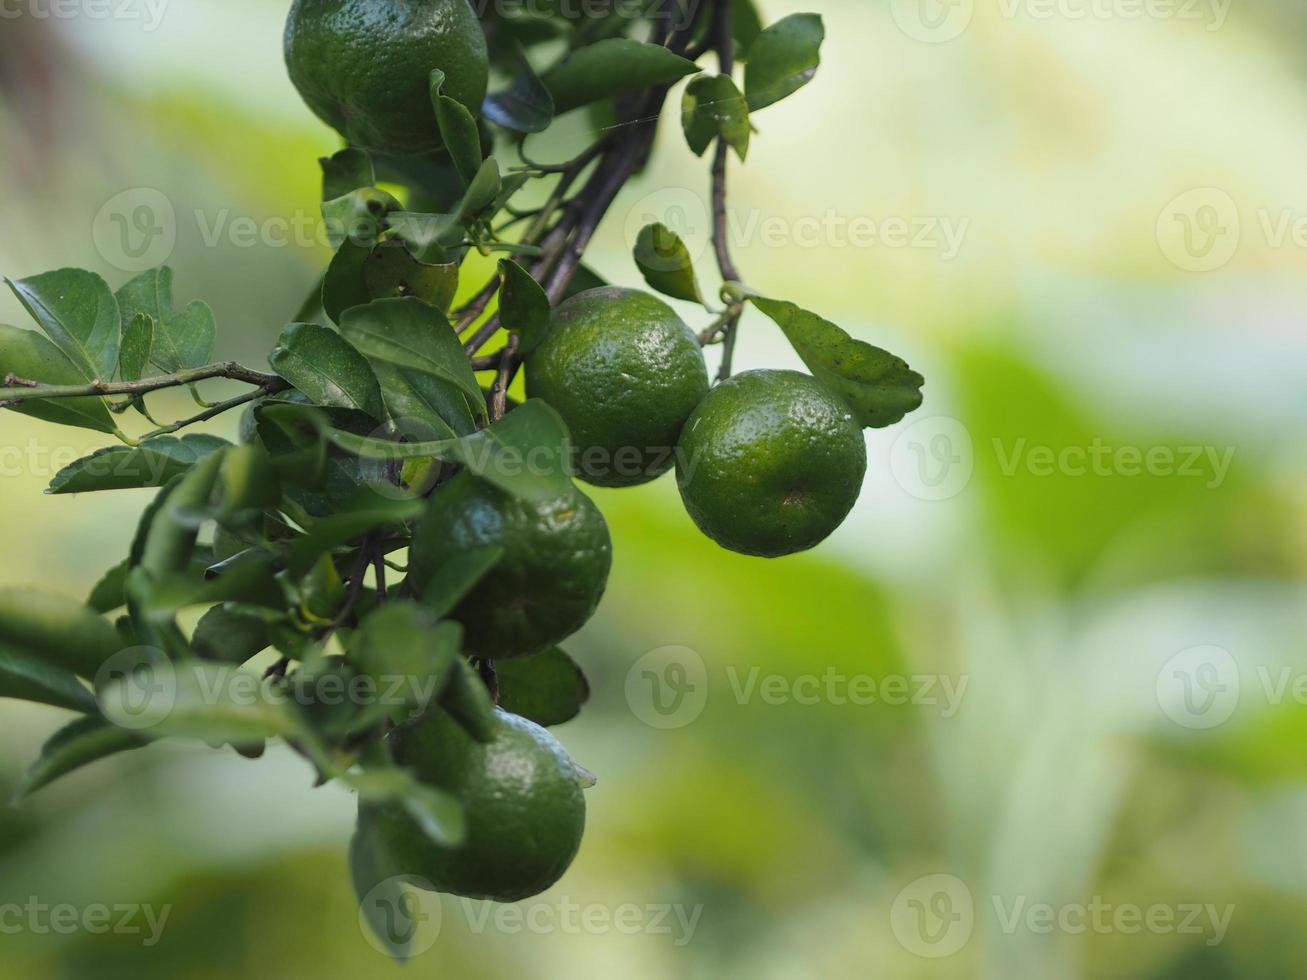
[[483, 46, 555, 133], [497, 260, 551, 355], [322, 239, 373, 325], [119, 313, 153, 381], [321, 147, 375, 201], [385, 211, 463, 265], [750, 296, 925, 427], [419, 546, 504, 619], [458, 158, 503, 224], [48, 433, 229, 494], [682, 74, 750, 160], [350, 820, 414, 962], [88, 560, 130, 614], [217, 443, 281, 522], [193, 605, 270, 664], [0, 324, 117, 434], [496, 647, 590, 727], [12, 716, 145, 802], [0, 644, 96, 712], [286, 489, 422, 577], [135, 449, 226, 577], [353, 770, 466, 847], [634, 223, 705, 304], [115, 267, 216, 373], [270, 322, 385, 419], [438, 657, 497, 743], [351, 603, 460, 722], [543, 38, 699, 114], [733, 0, 764, 54], [8, 268, 120, 381], [339, 298, 485, 423], [744, 13, 824, 112], [364, 242, 460, 313], [430, 69, 483, 186]]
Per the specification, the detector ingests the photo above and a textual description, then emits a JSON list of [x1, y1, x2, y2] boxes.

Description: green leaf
[[115, 267, 216, 373], [48, 434, 229, 494], [88, 559, 130, 614], [217, 443, 281, 522], [750, 297, 925, 427], [385, 211, 463, 265], [0, 324, 117, 434], [497, 260, 551, 355], [430, 69, 483, 186], [322, 239, 373, 325], [350, 820, 415, 962], [0, 644, 96, 712], [351, 603, 460, 722], [339, 297, 486, 423], [12, 716, 145, 802], [634, 223, 705, 304], [322, 187, 401, 251], [286, 489, 422, 577], [99, 660, 302, 742], [353, 770, 466, 847], [543, 38, 699, 114], [192, 605, 270, 664], [135, 449, 226, 577], [270, 322, 385, 419], [733, 0, 764, 54], [744, 13, 825, 112], [8, 268, 120, 381], [495, 647, 590, 727], [119, 313, 153, 381], [458, 157, 503, 224], [364, 242, 459, 313], [419, 546, 504, 619], [321, 147, 375, 201], [438, 658, 497, 744], [0, 587, 124, 680], [329, 399, 573, 503], [483, 46, 555, 133], [682, 74, 750, 160]]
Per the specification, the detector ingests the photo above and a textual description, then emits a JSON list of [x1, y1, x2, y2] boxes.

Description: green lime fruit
[[285, 0, 489, 156], [362, 708, 586, 902], [676, 369, 867, 558], [526, 287, 709, 488], [409, 473, 611, 659]]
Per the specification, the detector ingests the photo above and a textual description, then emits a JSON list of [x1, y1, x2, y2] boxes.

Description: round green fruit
[[526, 287, 709, 488], [676, 369, 867, 558], [284, 0, 489, 156], [409, 473, 612, 659], [361, 708, 586, 902]]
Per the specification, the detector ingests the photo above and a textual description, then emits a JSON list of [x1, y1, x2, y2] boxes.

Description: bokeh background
[[2, 1, 1306, 976]]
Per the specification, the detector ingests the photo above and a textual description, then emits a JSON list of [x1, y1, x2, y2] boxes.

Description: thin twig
[[142, 382, 287, 439], [0, 361, 284, 404]]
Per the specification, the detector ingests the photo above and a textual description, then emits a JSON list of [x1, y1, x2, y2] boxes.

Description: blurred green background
[[2, 1, 1306, 977]]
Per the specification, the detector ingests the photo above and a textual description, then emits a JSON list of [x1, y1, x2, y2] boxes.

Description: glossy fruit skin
[[409, 473, 612, 659], [676, 370, 867, 558], [284, 0, 489, 156], [526, 287, 709, 488], [362, 708, 585, 902]]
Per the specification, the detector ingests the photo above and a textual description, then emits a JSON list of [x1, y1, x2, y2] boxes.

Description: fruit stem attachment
[[709, 0, 744, 383]]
